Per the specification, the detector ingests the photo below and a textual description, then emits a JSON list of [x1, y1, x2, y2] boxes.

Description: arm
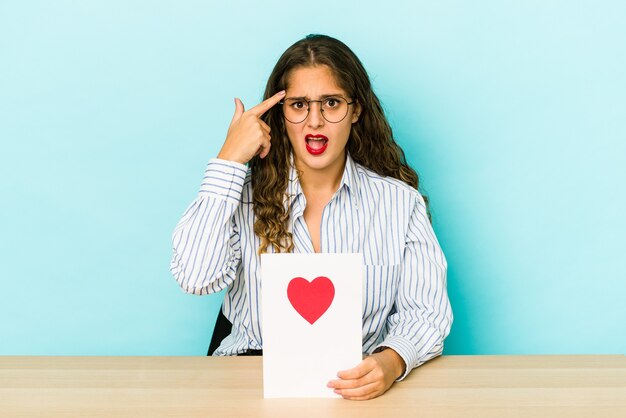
[[169, 158, 247, 295], [171, 90, 286, 294], [328, 192, 453, 400], [374, 192, 453, 380]]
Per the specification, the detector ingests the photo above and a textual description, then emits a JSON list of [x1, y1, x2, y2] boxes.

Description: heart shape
[[287, 276, 335, 325]]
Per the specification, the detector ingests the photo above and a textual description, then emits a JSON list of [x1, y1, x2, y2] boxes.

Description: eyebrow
[[285, 93, 345, 100]]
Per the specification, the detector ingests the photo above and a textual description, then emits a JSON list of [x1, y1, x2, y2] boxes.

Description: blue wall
[[1, 1, 624, 355]]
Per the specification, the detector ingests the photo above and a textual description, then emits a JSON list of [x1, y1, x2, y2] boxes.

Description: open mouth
[[305, 134, 328, 155]]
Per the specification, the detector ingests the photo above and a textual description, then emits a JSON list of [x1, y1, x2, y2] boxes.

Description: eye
[[325, 98, 340, 108], [290, 101, 306, 110]]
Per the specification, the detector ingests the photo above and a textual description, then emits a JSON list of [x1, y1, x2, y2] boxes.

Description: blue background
[[1, 1, 624, 356]]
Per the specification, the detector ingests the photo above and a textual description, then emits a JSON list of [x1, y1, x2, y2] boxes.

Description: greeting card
[[261, 253, 363, 398]]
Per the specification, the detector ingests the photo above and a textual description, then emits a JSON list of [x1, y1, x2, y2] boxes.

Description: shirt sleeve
[[373, 192, 453, 381], [169, 158, 249, 295]]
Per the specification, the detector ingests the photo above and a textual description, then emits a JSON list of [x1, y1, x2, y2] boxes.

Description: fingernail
[[278, 90, 286, 95]]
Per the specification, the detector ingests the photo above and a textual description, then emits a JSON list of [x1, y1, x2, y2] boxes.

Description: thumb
[[231, 98, 245, 124]]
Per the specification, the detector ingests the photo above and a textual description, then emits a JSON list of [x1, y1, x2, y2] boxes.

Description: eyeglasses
[[279, 96, 355, 124]]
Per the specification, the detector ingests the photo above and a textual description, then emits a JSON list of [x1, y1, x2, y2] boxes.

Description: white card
[[261, 253, 363, 398]]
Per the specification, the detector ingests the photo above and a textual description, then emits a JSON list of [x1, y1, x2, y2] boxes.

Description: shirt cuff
[[372, 335, 420, 381], [200, 158, 249, 204]]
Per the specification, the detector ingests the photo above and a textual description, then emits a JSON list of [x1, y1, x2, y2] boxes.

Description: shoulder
[[354, 163, 424, 207]]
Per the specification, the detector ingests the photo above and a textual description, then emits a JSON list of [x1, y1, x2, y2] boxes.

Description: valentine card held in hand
[[261, 253, 363, 398]]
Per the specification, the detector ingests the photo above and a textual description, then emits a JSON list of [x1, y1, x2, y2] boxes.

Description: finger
[[329, 366, 379, 390], [335, 382, 380, 400], [258, 139, 271, 159], [231, 98, 245, 124], [259, 120, 271, 133], [328, 375, 371, 390], [249, 90, 286, 117], [337, 358, 375, 380], [253, 134, 270, 156]]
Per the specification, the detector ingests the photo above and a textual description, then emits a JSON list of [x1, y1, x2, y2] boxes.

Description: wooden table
[[1, 355, 625, 417]]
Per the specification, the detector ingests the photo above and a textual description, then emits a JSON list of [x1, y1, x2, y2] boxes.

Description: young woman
[[170, 34, 453, 400]]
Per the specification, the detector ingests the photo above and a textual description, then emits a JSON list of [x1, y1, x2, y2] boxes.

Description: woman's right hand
[[217, 90, 286, 165]]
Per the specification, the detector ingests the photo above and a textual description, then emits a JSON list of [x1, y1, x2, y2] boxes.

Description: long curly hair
[[250, 34, 429, 254]]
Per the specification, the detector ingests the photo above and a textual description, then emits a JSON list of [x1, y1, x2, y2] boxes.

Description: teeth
[[306, 137, 327, 150]]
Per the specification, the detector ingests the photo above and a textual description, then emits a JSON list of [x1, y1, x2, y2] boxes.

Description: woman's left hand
[[327, 348, 406, 400]]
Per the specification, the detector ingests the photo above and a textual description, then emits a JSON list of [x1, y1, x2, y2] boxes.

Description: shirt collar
[[340, 152, 361, 208]]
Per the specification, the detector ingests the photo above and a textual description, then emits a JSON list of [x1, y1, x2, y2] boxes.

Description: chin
[[308, 155, 341, 171], [292, 143, 343, 172]]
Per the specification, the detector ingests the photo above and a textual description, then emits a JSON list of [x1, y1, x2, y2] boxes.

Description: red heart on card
[[287, 276, 335, 325]]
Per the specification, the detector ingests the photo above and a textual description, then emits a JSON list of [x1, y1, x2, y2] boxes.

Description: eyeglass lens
[[282, 97, 349, 124]]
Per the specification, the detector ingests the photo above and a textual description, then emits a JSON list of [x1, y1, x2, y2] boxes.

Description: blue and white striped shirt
[[170, 153, 453, 380]]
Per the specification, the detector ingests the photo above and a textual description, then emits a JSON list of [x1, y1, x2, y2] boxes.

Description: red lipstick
[[305, 134, 329, 155]]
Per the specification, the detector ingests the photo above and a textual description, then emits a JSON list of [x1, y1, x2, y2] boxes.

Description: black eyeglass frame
[[278, 96, 356, 124]]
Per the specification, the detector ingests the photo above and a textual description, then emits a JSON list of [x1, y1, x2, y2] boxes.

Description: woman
[[170, 34, 452, 400]]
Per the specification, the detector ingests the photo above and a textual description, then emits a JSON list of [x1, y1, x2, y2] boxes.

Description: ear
[[351, 102, 362, 124]]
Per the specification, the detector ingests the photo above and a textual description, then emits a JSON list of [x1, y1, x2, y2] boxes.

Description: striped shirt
[[170, 153, 453, 380]]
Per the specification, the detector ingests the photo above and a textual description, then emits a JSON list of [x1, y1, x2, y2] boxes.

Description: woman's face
[[283, 65, 361, 178]]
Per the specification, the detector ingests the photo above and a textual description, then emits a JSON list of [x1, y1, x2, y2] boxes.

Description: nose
[[306, 101, 324, 128]]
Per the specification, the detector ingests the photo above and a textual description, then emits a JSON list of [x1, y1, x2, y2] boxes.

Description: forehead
[[285, 65, 347, 96]]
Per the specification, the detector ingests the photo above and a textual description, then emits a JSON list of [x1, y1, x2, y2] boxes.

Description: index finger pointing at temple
[[249, 90, 286, 117]]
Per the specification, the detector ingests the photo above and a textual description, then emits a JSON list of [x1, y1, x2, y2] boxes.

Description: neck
[[296, 153, 346, 196]]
